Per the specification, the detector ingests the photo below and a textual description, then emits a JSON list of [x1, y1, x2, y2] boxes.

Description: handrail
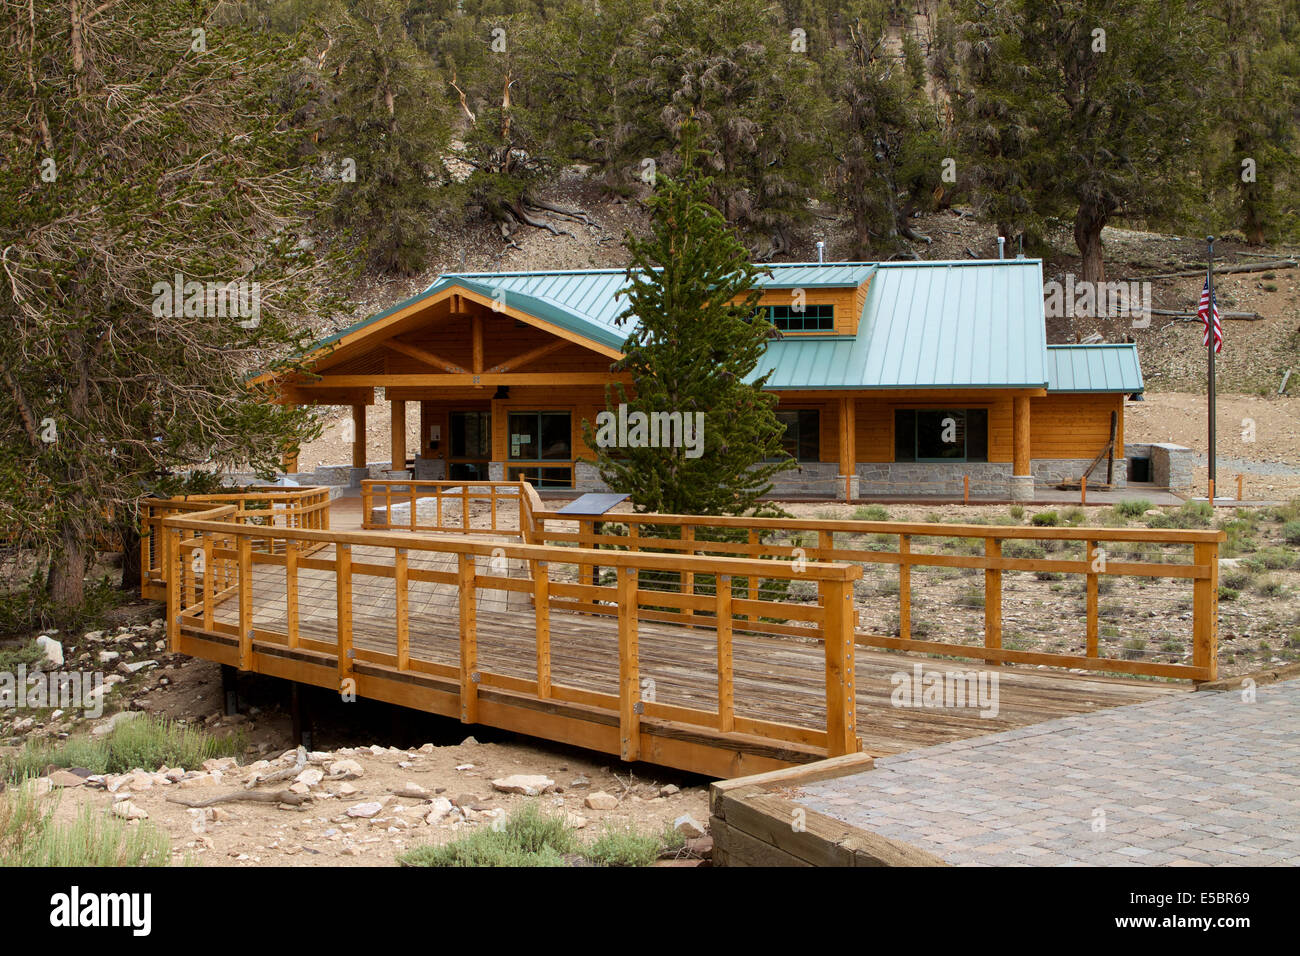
[[161, 500, 864, 760], [362, 479, 522, 534]]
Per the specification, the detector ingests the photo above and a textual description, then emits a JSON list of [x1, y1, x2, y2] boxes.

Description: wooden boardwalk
[[153, 481, 1210, 778]]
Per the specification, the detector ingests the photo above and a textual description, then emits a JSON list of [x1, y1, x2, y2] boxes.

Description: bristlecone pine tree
[[0, 0, 342, 617], [584, 132, 793, 516]]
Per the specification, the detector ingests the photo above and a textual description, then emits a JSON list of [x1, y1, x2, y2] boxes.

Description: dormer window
[[759, 303, 834, 332]]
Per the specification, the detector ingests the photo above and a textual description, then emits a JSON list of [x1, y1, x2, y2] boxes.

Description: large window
[[448, 411, 491, 481], [894, 408, 988, 462], [774, 409, 820, 461], [507, 410, 573, 487], [757, 303, 834, 332]]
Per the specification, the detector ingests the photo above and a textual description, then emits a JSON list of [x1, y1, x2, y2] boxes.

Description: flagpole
[[1207, 235, 1216, 503]]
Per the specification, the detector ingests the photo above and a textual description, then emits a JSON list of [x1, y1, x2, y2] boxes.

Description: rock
[[346, 802, 383, 819], [35, 636, 63, 669], [584, 791, 619, 811], [336, 782, 359, 796], [295, 768, 324, 787], [659, 784, 680, 797], [329, 759, 364, 779], [455, 763, 474, 771], [424, 797, 455, 825], [288, 782, 311, 795], [178, 773, 218, 789], [112, 800, 148, 820], [83, 630, 104, 643], [568, 775, 591, 790], [13, 717, 33, 732], [564, 812, 589, 830], [461, 736, 478, 746], [119, 660, 158, 675], [491, 774, 555, 796], [91, 710, 140, 737], [672, 814, 706, 839], [202, 757, 238, 773], [163, 768, 185, 783], [396, 781, 430, 799], [684, 836, 714, 858], [98, 650, 120, 664], [418, 743, 435, 754], [47, 770, 85, 788], [450, 793, 492, 812]]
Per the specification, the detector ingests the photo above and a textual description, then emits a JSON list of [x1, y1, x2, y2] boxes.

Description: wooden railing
[[362, 479, 521, 534], [161, 501, 863, 760], [526, 492, 1223, 682], [141, 486, 331, 599]]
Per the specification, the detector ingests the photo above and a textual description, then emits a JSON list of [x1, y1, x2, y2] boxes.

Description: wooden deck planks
[[211, 545, 1181, 758]]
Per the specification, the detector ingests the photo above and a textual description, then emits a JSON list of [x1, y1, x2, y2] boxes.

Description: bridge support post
[[290, 682, 313, 751], [221, 664, 239, 716]]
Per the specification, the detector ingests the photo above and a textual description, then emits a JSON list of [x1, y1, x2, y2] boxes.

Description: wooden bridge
[[145, 481, 1221, 778]]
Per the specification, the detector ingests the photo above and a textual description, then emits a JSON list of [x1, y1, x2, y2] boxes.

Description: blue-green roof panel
[[1045, 344, 1144, 393]]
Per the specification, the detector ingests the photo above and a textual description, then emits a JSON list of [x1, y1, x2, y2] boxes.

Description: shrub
[[1009, 505, 1025, 520], [0, 782, 173, 866], [853, 505, 889, 521], [399, 804, 576, 867], [585, 824, 670, 867], [1031, 511, 1059, 527], [1218, 586, 1240, 602], [1283, 522, 1300, 546], [1121, 638, 1147, 660], [5, 715, 243, 782], [1220, 569, 1255, 591], [1256, 576, 1288, 598], [1062, 507, 1086, 526], [1113, 499, 1153, 518]]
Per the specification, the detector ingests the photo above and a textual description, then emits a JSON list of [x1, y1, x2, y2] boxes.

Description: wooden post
[[1209, 477, 1216, 504], [1080, 474, 1087, 505], [1236, 473, 1243, 501], [395, 548, 409, 671], [821, 578, 857, 757], [984, 538, 1001, 663], [1192, 542, 1219, 680], [839, 396, 856, 502], [1085, 539, 1099, 658], [336, 543, 353, 689], [281, 447, 299, 474], [351, 404, 367, 469], [682, 526, 695, 627], [458, 553, 479, 723], [898, 534, 911, 640], [237, 535, 253, 671], [617, 567, 640, 761], [391, 399, 406, 473], [471, 313, 484, 376], [1013, 395, 1031, 479], [963, 473, 970, 505], [201, 538, 214, 631], [533, 560, 551, 698], [286, 540, 299, 649], [716, 574, 734, 732], [165, 526, 179, 652]]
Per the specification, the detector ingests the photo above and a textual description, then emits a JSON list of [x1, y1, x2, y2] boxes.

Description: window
[[507, 411, 573, 487], [774, 409, 820, 461], [894, 408, 988, 462], [757, 303, 834, 332]]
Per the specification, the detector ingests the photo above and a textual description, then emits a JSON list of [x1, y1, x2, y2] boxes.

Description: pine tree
[[584, 131, 793, 516]]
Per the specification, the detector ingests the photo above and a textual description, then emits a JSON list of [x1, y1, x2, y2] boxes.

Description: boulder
[[346, 802, 383, 819], [112, 800, 149, 820], [491, 774, 555, 796], [35, 636, 63, 669], [328, 759, 364, 779], [584, 791, 619, 811], [672, 814, 706, 839]]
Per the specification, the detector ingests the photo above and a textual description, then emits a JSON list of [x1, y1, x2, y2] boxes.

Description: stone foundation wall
[[857, 461, 1013, 497], [1124, 442, 1195, 491], [1032, 458, 1127, 489]]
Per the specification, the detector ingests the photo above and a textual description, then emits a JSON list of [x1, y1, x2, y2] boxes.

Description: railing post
[[898, 534, 911, 640], [533, 560, 551, 698], [201, 537, 214, 631], [821, 576, 857, 756], [395, 548, 409, 671], [336, 543, 353, 691], [1192, 541, 1219, 680], [1085, 538, 1099, 658], [238, 534, 253, 671], [984, 537, 1002, 663], [617, 567, 640, 762], [409, 483, 417, 532], [165, 525, 179, 652], [459, 552, 479, 722], [716, 574, 734, 733], [1080, 474, 1087, 505], [361, 483, 372, 530], [286, 539, 299, 649]]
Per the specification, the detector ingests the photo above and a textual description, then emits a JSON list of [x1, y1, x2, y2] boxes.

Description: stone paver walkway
[[794, 678, 1300, 866]]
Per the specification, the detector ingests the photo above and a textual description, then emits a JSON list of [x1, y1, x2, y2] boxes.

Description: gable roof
[[289, 260, 1142, 393]]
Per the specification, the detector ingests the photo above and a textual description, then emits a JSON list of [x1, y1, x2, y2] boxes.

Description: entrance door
[[448, 410, 491, 481]]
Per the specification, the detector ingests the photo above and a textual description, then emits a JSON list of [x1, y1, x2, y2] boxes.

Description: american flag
[[1198, 274, 1222, 353]]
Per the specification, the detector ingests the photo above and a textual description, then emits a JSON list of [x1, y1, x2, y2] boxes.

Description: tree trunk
[[1074, 204, 1108, 288], [46, 524, 88, 612], [117, 511, 142, 593]]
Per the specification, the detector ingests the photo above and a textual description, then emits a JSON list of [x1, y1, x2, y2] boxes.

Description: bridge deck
[[198, 539, 1180, 766]]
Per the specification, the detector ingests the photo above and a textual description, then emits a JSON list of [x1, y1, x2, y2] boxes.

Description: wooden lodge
[[260, 260, 1144, 500]]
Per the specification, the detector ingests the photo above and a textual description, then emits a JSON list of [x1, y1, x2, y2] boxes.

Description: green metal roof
[[301, 260, 1142, 394], [1044, 344, 1144, 393]]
